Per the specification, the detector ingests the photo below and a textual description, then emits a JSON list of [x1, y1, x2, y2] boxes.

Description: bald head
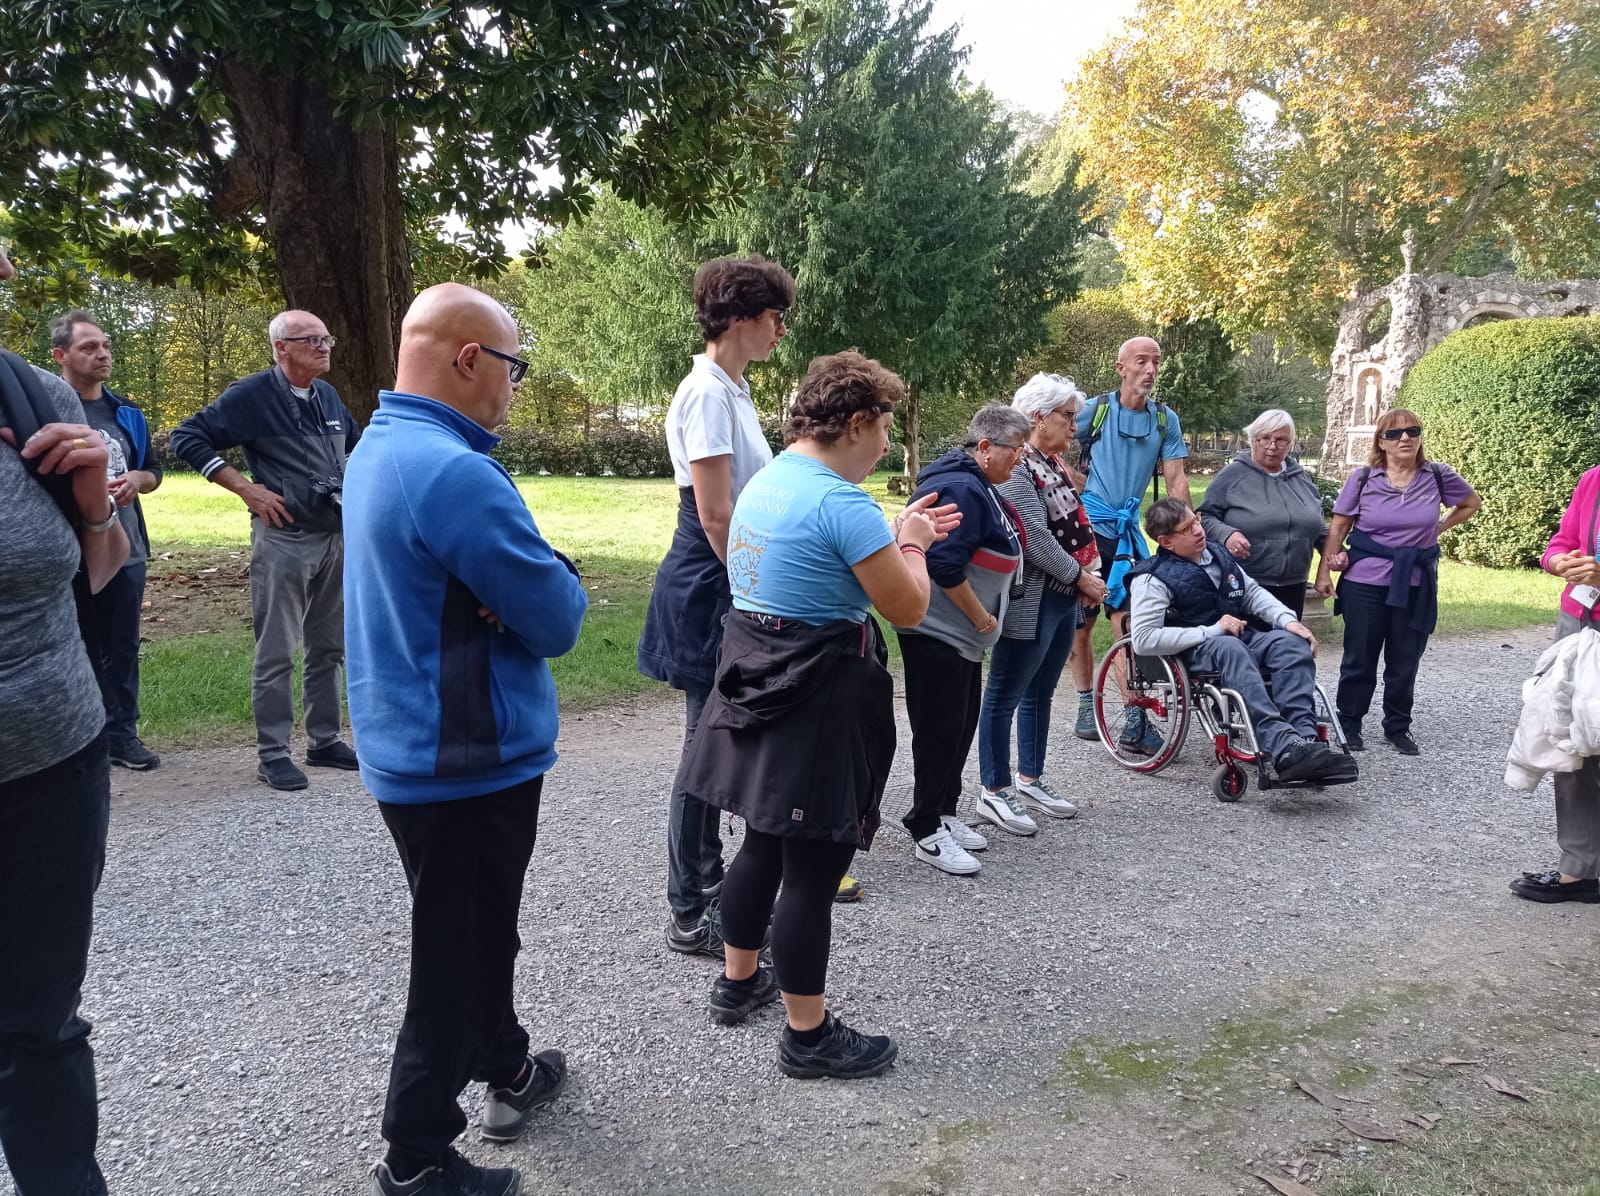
[[396, 283, 525, 430], [1115, 336, 1163, 403]]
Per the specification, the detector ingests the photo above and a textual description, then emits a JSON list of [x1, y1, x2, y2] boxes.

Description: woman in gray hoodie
[[1198, 409, 1330, 618]]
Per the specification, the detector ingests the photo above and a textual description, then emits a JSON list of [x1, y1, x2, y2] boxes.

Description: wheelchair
[[1091, 634, 1350, 802]]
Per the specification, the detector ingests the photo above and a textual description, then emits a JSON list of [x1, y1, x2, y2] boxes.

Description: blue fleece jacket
[[342, 391, 589, 803]]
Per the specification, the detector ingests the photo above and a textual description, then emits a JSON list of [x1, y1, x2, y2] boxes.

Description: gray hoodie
[[1197, 453, 1327, 588]]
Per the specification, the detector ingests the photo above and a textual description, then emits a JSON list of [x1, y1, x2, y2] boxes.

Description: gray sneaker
[[370, 1149, 520, 1196], [479, 1050, 567, 1142], [1013, 777, 1078, 819]]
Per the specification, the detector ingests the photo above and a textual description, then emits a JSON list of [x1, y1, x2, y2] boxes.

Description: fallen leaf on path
[[1338, 1118, 1401, 1142], [1438, 1056, 1483, 1066], [1485, 1076, 1528, 1101], [1252, 1171, 1321, 1196], [1401, 1112, 1441, 1130], [1294, 1079, 1346, 1109]]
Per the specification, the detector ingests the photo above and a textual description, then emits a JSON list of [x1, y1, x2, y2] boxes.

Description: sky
[[928, 0, 1141, 117]]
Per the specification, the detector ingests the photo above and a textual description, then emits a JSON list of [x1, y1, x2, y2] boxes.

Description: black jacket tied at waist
[[637, 486, 730, 692], [1336, 529, 1440, 634], [674, 612, 896, 848]]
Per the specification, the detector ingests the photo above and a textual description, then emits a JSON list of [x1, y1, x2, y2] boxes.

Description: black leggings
[[719, 827, 857, 996]]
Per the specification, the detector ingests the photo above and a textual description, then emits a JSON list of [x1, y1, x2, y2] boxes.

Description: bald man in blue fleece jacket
[[343, 283, 588, 1196]]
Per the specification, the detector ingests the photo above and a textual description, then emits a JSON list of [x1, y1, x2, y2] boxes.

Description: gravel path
[[9, 624, 1597, 1195]]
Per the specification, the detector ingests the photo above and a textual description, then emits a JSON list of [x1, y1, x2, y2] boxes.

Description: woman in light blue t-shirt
[[680, 350, 956, 1081]]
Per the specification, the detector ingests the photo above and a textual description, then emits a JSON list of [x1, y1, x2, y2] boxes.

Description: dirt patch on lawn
[[141, 548, 253, 640]]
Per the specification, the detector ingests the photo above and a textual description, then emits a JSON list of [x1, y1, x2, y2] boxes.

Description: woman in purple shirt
[[1316, 408, 1481, 754]]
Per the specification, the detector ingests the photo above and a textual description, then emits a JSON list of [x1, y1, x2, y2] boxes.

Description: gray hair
[[1011, 372, 1086, 421], [1244, 408, 1296, 442], [49, 308, 99, 351], [965, 403, 1031, 449], [267, 311, 292, 365]]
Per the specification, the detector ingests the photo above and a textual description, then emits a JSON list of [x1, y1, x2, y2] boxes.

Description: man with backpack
[[1071, 336, 1190, 754]]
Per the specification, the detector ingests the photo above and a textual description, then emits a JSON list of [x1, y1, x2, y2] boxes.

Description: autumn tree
[[1070, 0, 1600, 354], [0, 1, 790, 421]]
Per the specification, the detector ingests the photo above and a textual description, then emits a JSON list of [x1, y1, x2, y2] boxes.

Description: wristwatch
[[81, 503, 119, 534]]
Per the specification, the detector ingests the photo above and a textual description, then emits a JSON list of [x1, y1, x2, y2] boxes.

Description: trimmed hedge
[[1397, 316, 1600, 568]]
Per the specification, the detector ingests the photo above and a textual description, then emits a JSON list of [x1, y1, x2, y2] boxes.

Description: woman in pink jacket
[[1510, 464, 1600, 904]]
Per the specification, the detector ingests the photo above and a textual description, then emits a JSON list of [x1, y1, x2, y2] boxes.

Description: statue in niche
[[1355, 368, 1383, 426], [1401, 227, 1417, 276]]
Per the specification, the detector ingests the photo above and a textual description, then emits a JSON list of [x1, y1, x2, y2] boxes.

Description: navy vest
[[1129, 543, 1250, 628]]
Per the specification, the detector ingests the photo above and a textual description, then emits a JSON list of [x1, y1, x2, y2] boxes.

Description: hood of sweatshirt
[[1227, 450, 1307, 481], [915, 447, 991, 491]]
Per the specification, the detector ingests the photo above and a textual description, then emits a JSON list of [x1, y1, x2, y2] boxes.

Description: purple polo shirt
[[1335, 463, 1474, 587]]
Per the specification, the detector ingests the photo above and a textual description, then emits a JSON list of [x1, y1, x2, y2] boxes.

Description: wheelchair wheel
[[1210, 763, 1247, 802], [1093, 636, 1188, 774]]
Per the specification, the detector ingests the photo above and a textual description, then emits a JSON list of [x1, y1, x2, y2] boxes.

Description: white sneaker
[[914, 826, 982, 875], [975, 787, 1038, 836], [941, 814, 988, 852], [1014, 777, 1078, 819]]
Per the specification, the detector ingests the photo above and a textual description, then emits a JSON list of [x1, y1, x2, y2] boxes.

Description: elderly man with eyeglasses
[[170, 310, 363, 790]]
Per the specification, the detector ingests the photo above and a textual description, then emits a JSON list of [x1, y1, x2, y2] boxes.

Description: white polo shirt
[[665, 354, 772, 499]]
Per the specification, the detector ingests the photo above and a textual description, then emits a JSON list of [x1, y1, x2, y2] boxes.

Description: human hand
[[477, 604, 506, 633], [242, 482, 294, 528], [18, 424, 117, 521], [1217, 614, 1247, 637], [1077, 571, 1108, 603], [1225, 531, 1251, 558], [1314, 578, 1334, 598], [109, 471, 143, 507], [1286, 619, 1318, 654], [896, 491, 957, 550], [1324, 551, 1348, 572], [1560, 554, 1600, 587]]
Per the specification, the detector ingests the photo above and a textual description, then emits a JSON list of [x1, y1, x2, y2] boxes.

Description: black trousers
[[720, 828, 857, 996], [0, 734, 110, 1196], [1336, 580, 1431, 737], [379, 776, 544, 1173], [898, 632, 983, 841], [90, 562, 147, 743], [1260, 581, 1307, 621]]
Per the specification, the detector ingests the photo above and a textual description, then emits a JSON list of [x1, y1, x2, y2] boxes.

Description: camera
[[308, 476, 343, 510]]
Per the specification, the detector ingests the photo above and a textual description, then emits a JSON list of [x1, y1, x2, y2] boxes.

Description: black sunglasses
[[1380, 425, 1422, 441], [460, 344, 529, 383]]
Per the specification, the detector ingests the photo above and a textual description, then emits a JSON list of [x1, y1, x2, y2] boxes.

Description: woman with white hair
[[1197, 408, 1329, 618], [977, 374, 1107, 830]]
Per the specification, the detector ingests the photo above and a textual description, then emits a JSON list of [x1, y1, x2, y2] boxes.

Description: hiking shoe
[[1014, 777, 1078, 819], [1273, 741, 1330, 783], [109, 737, 160, 770], [778, 1014, 898, 1080], [370, 1149, 520, 1196], [710, 965, 782, 1025], [1508, 870, 1600, 904], [702, 878, 723, 902], [1339, 720, 1365, 751], [665, 904, 726, 959], [914, 825, 982, 876], [834, 874, 863, 903], [1385, 732, 1421, 756], [1073, 697, 1099, 741], [306, 740, 360, 770], [940, 814, 988, 852], [975, 786, 1038, 837], [479, 1049, 567, 1142], [257, 757, 309, 791], [1119, 709, 1163, 756]]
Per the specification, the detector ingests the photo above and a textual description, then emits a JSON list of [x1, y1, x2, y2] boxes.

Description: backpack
[[1078, 391, 1172, 499], [1348, 462, 1446, 511]]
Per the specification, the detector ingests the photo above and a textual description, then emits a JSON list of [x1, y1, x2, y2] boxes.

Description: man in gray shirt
[[52, 309, 164, 770], [0, 241, 129, 1196]]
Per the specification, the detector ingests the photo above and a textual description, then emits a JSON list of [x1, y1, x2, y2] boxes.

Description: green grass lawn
[[135, 472, 1565, 748]]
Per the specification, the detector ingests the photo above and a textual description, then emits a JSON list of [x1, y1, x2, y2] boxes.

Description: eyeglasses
[[1380, 425, 1422, 441], [477, 344, 529, 383], [281, 335, 337, 349], [766, 307, 788, 328], [1117, 408, 1159, 440], [1254, 434, 1292, 447]]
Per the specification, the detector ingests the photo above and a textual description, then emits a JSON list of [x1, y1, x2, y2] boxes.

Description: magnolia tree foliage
[[0, 0, 790, 420], [1070, 0, 1600, 355]]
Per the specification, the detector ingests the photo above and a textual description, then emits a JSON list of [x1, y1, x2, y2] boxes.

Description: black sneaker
[[710, 965, 781, 1025], [1339, 720, 1365, 751], [1385, 732, 1421, 756], [257, 757, 309, 791], [109, 737, 160, 770], [1508, 870, 1600, 904], [370, 1149, 520, 1196], [666, 904, 726, 959], [479, 1049, 567, 1142], [306, 740, 360, 770], [778, 1014, 898, 1080], [1273, 740, 1329, 783]]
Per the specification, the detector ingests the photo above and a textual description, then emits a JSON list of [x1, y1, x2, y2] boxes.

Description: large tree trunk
[[218, 61, 412, 425]]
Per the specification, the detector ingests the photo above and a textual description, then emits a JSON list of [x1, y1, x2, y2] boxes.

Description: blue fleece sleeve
[[169, 384, 252, 477], [920, 479, 986, 588], [415, 456, 589, 658]]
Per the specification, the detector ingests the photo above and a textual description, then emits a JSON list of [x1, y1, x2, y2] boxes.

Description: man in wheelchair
[[1128, 499, 1358, 785]]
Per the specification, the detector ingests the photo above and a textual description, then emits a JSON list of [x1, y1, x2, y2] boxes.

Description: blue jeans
[[1187, 630, 1319, 761], [979, 589, 1081, 789], [667, 683, 724, 920], [0, 734, 111, 1196]]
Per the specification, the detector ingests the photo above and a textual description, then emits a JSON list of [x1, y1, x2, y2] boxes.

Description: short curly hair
[[693, 255, 796, 342], [784, 351, 907, 446]]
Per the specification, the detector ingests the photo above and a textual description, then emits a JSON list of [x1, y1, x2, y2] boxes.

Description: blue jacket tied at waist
[[1336, 529, 1440, 635], [1080, 492, 1147, 609]]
